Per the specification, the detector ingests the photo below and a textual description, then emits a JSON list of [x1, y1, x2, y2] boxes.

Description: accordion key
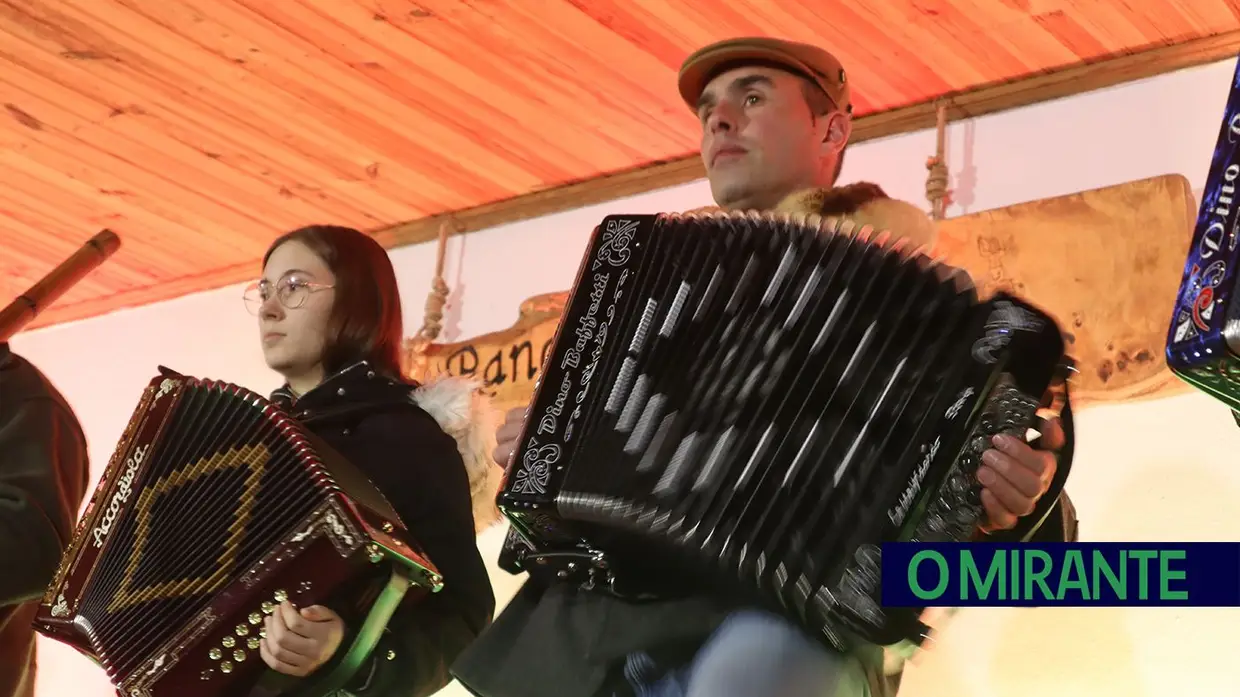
[[33, 369, 443, 697], [1166, 56, 1240, 418], [496, 210, 1067, 650]]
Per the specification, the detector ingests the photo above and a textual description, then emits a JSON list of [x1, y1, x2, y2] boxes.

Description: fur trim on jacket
[[685, 181, 939, 251], [410, 376, 504, 532], [774, 182, 938, 249]]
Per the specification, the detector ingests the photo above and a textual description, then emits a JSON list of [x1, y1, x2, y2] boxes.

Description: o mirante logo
[[880, 542, 1238, 607]]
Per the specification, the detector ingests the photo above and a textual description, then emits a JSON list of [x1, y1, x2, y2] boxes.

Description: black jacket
[[450, 397, 1080, 697], [0, 344, 91, 697], [267, 362, 495, 697]]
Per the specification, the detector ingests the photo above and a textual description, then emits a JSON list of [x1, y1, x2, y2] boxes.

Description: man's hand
[[978, 415, 1065, 533], [259, 602, 345, 677], [492, 406, 527, 470]]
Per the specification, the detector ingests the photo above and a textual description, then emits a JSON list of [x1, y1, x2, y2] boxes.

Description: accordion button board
[[497, 210, 1067, 650], [32, 370, 443, 697]]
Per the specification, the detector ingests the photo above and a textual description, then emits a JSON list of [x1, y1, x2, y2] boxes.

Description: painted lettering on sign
[[440, 338, 554, 388], [403, 292, 568, 414]]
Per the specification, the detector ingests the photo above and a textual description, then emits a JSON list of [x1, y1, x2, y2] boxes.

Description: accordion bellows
[[496, 209, 1067, 650], [33, 370, 442, 697]]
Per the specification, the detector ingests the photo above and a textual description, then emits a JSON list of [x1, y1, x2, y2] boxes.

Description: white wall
[[12, 57, 1240, 697]]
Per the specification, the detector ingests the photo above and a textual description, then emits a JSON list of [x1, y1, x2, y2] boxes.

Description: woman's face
[[256, 241, 336, 384]]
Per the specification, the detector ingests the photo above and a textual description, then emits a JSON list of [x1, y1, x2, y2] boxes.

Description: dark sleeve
[[0, 395, 89, 605], [985, 392, 1079, 543], [344, 595, 486, 697], [340, 408, 495, 697]]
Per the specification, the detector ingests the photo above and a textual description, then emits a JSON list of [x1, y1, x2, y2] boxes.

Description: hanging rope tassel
[[418, 219, 452, 343], [410, 217, 464, 355], [925, 101, 951, 221]]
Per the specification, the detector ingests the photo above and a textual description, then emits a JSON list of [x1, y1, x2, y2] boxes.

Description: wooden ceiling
[[3, 0, 1240, 331]]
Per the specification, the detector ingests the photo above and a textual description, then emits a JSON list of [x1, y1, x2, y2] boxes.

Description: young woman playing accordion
[[245, 225, 498, 696]]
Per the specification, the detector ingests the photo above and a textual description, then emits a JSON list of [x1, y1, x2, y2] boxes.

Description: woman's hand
[[259, 601, 346, 677]]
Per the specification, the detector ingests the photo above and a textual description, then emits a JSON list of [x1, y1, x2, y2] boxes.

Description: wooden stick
[[0, 230, 122, 342]]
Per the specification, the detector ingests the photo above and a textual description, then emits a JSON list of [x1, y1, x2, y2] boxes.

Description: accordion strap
[[519, 548, 611, 589], [517, 547, 682, 603], [257, 566, 415, 697]]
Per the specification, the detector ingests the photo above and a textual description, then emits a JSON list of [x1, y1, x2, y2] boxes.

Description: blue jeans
[[623, 609, 872, 697]]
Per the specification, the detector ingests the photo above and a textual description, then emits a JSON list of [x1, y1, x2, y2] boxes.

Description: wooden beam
[[24, 31, 1240, 332], [375, 30, 1240, 250]]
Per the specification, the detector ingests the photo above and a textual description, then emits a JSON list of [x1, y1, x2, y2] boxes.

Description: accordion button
[[233, 649, 246, 662], [235, 624, 250, 637], [208, 648, 222, 660], [222, 636, 235, 648], [337, 387, 347, 396], [249, 612, 262, 625], [247, 637, 260, 650], [274, 589, 289, 603], [220, 661, 234, 674], [261, 601, 275, 614]]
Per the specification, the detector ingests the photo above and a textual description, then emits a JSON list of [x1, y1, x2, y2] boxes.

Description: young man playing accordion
[[452, 37, 1080, 697]]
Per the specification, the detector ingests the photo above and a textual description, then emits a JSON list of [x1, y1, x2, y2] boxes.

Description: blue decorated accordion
[[1167, 57, 1240, 419], [496, 210, 1068, 650]]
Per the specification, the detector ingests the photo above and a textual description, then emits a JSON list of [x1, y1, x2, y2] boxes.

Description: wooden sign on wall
[[404, 174, 1197, 413], [404, 292, 568, 415], [933, 173, 1196, 406]]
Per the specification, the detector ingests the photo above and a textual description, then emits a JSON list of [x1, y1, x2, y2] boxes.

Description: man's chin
[[710, 179, 757, 211]]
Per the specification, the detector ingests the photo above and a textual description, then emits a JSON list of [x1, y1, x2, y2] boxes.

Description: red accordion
[[33, 368, 442, 697]]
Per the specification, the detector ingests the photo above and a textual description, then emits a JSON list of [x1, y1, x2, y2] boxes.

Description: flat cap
[[678, 36, 852, 116]]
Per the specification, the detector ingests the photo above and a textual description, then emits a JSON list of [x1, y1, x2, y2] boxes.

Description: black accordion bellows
[[497, 210, 1067, 650], [35, 370, 438, 697]]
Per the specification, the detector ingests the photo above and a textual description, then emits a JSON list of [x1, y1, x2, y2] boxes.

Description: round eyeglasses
[[243, 275, 335, 315]]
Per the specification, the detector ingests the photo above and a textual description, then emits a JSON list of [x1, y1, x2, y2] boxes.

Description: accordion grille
[[72, 378, 335, 682], [557, 212, 959, 567]]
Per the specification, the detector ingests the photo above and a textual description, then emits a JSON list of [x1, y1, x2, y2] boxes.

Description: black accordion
[[34, 368, 442, 697], [496, 210, 1067, 650]]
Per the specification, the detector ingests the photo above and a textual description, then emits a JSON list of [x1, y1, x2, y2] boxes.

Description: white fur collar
[[409, 375, 504, 532]]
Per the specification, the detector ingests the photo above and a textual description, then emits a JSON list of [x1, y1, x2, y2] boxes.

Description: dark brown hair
[[262, 225, 404, 378]]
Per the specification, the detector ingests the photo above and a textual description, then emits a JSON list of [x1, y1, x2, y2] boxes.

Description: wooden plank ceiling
[[2, 0, 1239, 331]]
